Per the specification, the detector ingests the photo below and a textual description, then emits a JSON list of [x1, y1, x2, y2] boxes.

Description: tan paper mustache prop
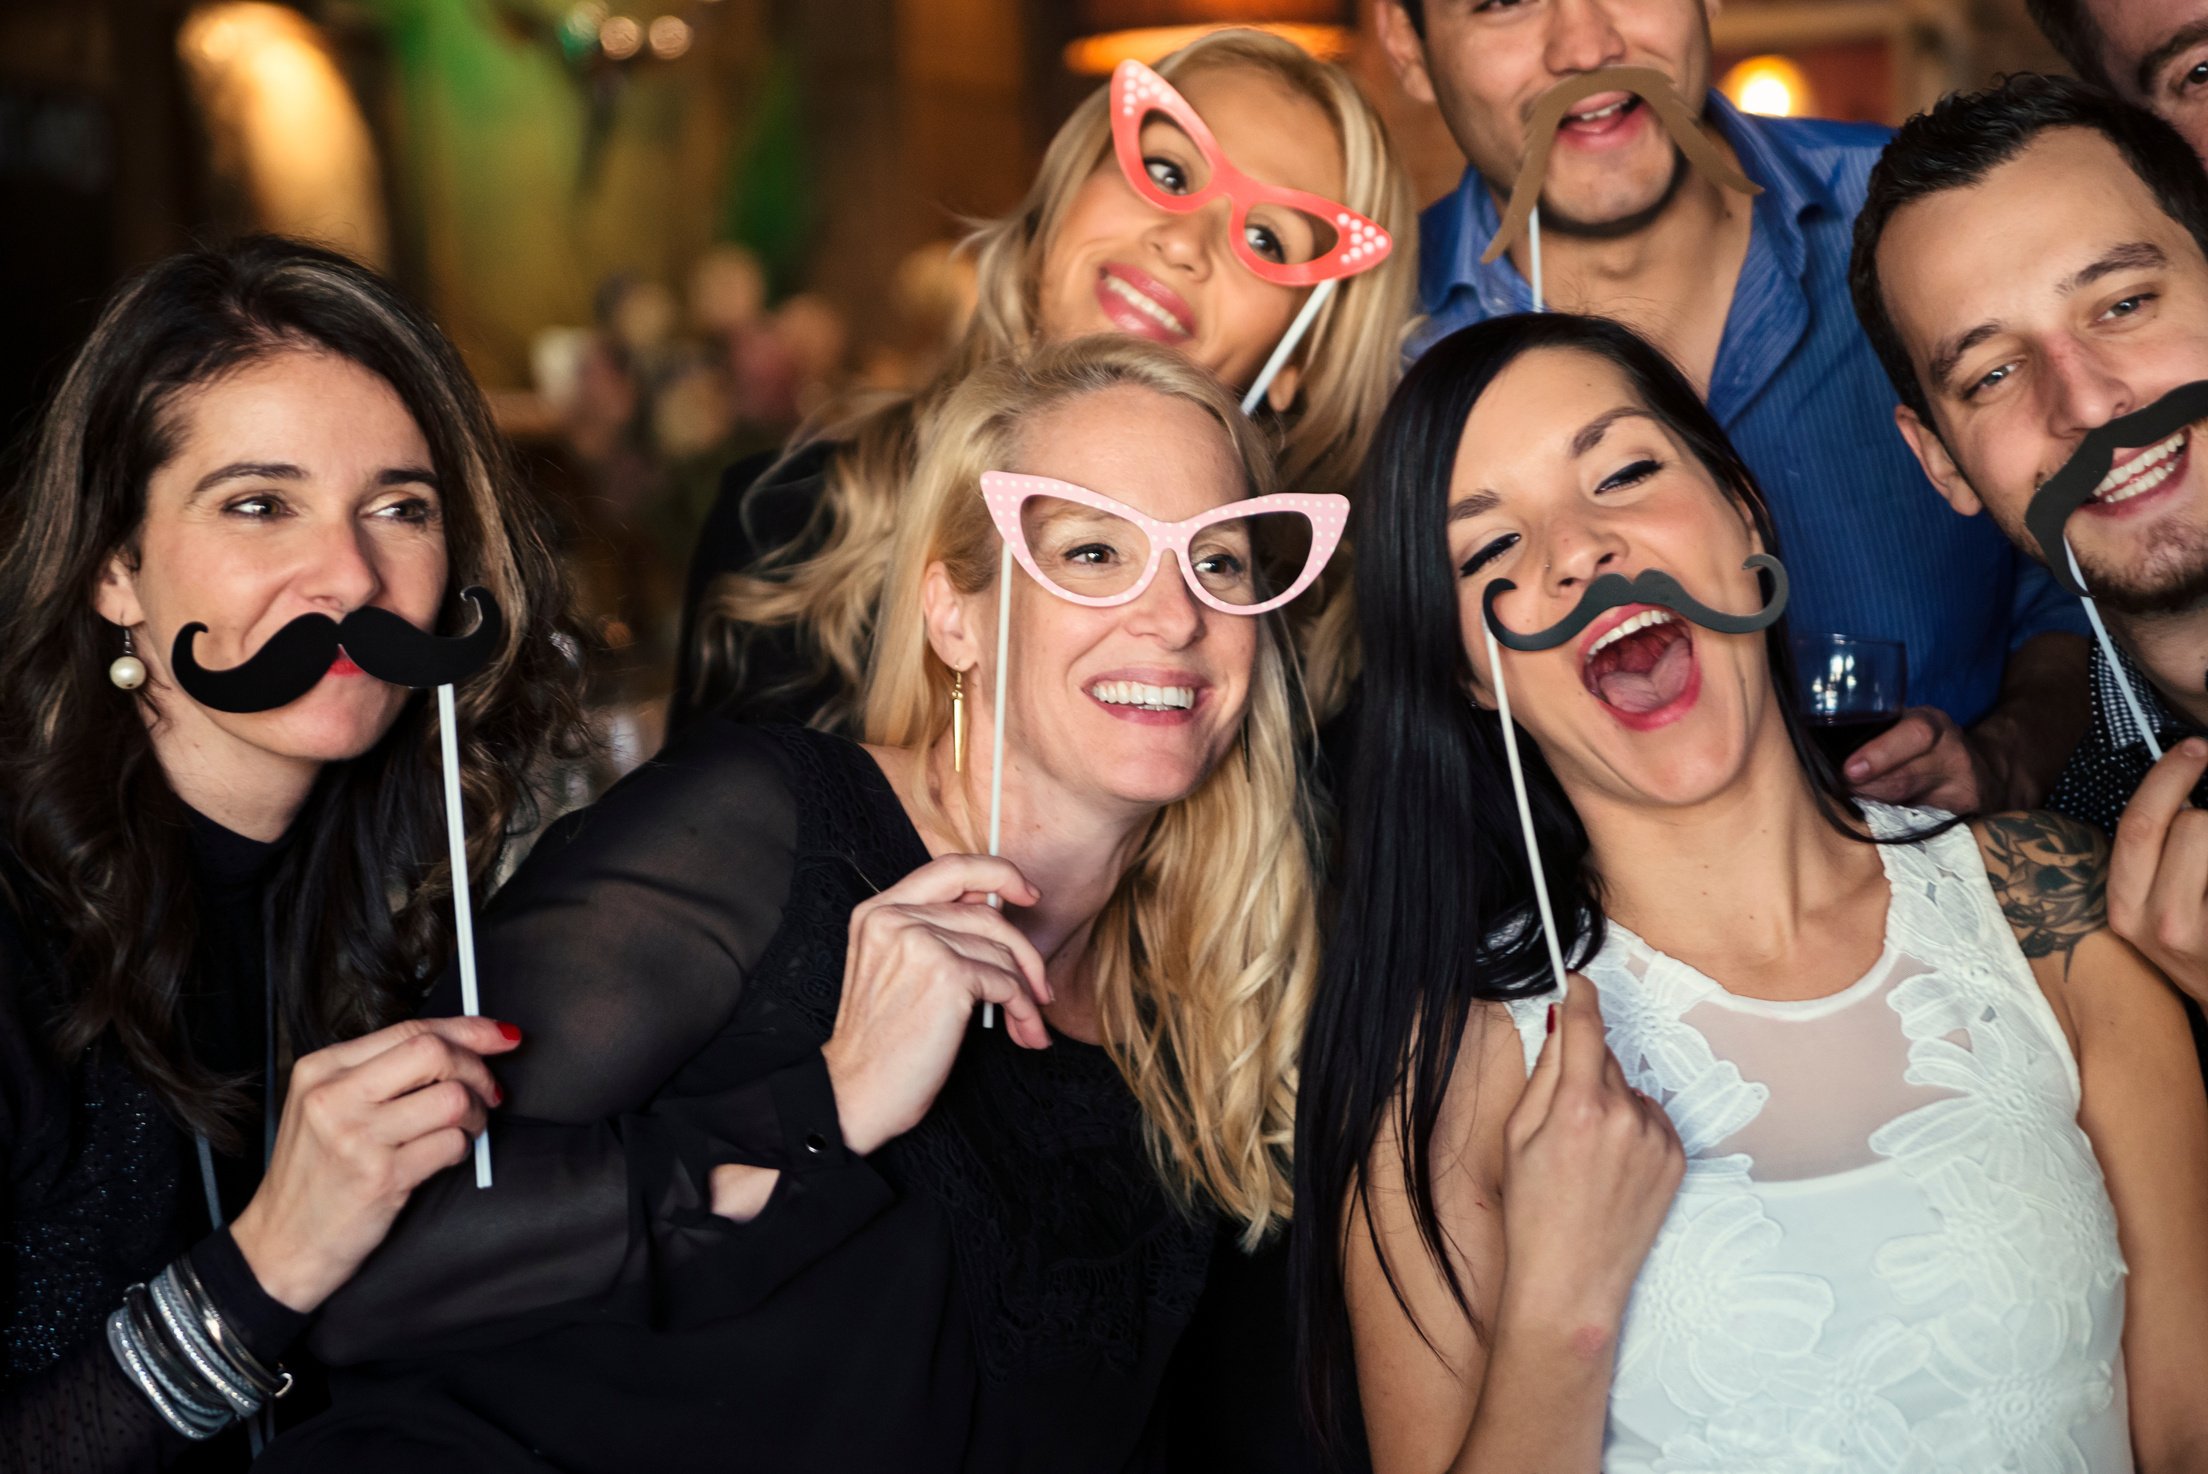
[[1482, 66, 1762, 266]]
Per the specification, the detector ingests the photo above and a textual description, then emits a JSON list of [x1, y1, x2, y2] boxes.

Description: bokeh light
[[1721, 55, 1812, 118]]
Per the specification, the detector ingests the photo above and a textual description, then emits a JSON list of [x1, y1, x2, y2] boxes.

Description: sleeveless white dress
[[1498, 804, 2130, 1472]]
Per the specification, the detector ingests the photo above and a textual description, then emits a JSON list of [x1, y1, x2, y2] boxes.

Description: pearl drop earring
[[109, 627, 146, 691]]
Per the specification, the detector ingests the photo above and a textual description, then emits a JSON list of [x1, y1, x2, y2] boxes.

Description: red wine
[[1807, 713, 1901, 769]]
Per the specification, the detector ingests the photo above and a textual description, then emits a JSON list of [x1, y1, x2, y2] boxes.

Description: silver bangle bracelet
[[148, 1269, 260, 1418], [106, 1301, 228, 1441], [167, 1255, 290, 1401], [122, 1285, 230, 1428]]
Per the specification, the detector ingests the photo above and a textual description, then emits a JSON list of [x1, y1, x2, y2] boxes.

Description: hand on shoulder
[[2107, 739, 2208, 1009]]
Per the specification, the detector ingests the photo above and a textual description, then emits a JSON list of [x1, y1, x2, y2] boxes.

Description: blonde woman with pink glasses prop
[[675, 29, 1413, 739], [259, 335, 1336, 1474]]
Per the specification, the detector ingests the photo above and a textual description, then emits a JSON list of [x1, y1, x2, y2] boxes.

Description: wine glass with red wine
[[1794, 634, 1908, 771]]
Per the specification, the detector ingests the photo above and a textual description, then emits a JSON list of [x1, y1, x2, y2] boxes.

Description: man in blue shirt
[[1374, 0, 2090, 810]]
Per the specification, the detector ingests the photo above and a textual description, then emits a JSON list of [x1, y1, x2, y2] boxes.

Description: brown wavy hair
[[0, 236, 588, 1150]]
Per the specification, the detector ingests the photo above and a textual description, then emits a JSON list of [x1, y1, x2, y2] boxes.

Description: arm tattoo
[[1976, 811, 2109, 979]]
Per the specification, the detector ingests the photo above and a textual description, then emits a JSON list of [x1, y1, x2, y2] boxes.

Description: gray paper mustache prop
[[2025, 380, 2208, 597], [1483, 556, 1790, 652], [171, 588, 503, 714]]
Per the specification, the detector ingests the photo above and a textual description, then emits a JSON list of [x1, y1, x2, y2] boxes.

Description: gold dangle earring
[[951, 667, 968, 774]]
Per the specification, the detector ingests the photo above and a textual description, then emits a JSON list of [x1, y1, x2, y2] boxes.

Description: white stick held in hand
[[1485, 624, 1572, 998], [436, 683, 493, 1188], [982, 543, 1013, 1029]]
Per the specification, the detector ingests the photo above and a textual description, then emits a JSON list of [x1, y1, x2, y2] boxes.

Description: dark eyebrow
[[1570, 406, 1654, 458], [2062, 240, 2166, 293], [378, 465, 440, 490], [2138, 19, 2208, 94], [1927, 242, 2168, 393], [1446, 488, 1499, 525], [189, 461, 304, 502], [1926, 324, 1998, 395]]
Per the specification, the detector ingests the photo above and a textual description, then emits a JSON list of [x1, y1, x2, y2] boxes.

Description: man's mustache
[[170, 588, 504, 714], [1482, 66, 1763, 266], [2026, 380, 2208, 596], [1482, 555, 1790, 652]]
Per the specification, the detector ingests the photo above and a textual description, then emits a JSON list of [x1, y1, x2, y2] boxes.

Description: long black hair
[[0, 237, 588, 1149], [1292, 313, 1885, 1451]]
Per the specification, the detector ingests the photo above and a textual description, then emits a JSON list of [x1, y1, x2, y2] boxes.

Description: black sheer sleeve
[[310, 721, 895, 1364]]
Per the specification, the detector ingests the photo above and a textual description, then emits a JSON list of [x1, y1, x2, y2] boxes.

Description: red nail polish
[[497, 1022, 522, 1042], [1545, 1004, 1556, 1035]]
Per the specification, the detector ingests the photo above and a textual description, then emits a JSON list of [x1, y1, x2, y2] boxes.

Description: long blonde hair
[[864, 336, 1321, 1244], [696, 28, 1414, 731]]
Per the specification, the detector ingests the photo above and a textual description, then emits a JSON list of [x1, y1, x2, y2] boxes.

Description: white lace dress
[[1499, 804, 2130, 1473]]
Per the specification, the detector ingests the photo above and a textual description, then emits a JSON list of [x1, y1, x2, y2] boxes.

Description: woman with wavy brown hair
[[261, 334, 1330, 1473], [0, 236, 585, 1472], [675, 27, 1414, 736]]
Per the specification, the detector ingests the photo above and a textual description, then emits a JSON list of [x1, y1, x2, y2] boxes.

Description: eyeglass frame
[[1108, 58, 1393, 289], [979, 471, 1348, 616]]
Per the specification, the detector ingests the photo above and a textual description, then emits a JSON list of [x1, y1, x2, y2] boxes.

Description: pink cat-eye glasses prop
[[979, 472, 1348, 616], [1109, 59, 1392, 289]]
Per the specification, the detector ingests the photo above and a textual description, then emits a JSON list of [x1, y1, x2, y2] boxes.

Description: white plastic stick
[[436, 683, 493, 1187], [1483, 625, 1571, 997], [2067, 539, 2164, 762], [981, 542, 1013, 1029], [1529, 206, 1544, 314], [1240, 279, 1336, 418]]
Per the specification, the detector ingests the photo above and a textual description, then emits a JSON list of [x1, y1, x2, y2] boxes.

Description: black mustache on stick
[[1482, 556, 1790, 652], [2027, 380, 2208, 596], [170, 588, 504, 714]]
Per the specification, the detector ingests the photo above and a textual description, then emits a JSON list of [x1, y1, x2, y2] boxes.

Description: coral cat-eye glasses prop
[[1109, 59, 1393, 289]]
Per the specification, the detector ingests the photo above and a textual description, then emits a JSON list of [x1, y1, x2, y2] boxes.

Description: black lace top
[[268, 720, 1214, 1473], [0, 810, 307, 1473]]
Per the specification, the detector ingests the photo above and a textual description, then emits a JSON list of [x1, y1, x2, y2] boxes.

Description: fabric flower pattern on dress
[[1618, 1189, 1835, 1418], [1517, 804, 2130, 1472]]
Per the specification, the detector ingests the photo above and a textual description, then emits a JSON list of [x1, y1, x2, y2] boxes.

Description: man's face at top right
[[2081, 0, 2208, 162], [1382, 0, 1721, 233], [1879, 126, 2208, 614]]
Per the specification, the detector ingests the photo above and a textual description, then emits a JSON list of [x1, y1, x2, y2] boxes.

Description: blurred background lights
[[647, 16, 692, 59], [599, 15, 642, 60], [176, 2, 388, 268], [1722, 54, 1813, 117]]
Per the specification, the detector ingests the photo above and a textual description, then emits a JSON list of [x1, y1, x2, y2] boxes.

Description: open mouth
[[2089, 426, 2189, 509], [1088, 678, 1196, 712], [1561, 93, 1644, 135], [1581, 608, 1695, 716], [1096, 266, 1194, 343]]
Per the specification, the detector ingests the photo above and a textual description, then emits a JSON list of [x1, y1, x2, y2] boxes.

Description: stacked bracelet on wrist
[[105, 1258, 292, 1441]]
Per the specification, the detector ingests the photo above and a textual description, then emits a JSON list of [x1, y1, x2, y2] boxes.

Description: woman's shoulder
[[698, 439, 843, 581], [564, 719, 905, 864]]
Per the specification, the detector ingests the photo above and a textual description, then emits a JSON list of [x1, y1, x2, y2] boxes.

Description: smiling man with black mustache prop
[[1852, 74, 2208, 1010]]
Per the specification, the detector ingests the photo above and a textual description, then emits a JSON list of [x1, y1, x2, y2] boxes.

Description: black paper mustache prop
[[1482, 555, 1790, 652], [170, 588, 504, 714], [2025, 380, 2208, 597]]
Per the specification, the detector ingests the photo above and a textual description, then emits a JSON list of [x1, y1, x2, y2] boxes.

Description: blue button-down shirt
[[1410, 93, 2086, 725]]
